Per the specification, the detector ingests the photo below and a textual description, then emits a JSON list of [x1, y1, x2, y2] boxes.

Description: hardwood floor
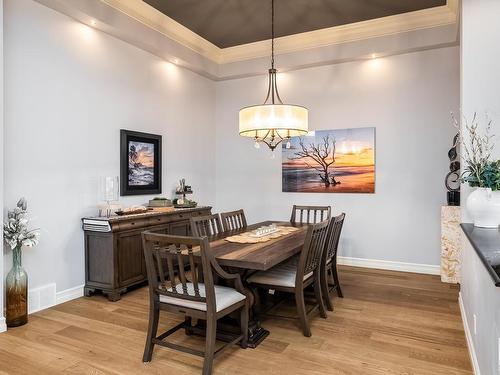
[[0, 266, 472, 374]]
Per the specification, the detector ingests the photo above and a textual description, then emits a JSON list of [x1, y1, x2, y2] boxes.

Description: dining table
[[199, 220, 310, 348]]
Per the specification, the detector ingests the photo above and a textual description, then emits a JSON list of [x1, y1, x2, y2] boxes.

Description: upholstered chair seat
[[247, 260, 313, 288], [161, 283, 246, 312]]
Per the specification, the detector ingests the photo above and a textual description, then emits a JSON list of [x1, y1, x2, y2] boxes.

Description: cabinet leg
[[106, 289, 125, 302], [84, 287, 95, 297]]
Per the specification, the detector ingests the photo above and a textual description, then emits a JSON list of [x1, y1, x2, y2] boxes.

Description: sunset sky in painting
[[129, 141, 154, 167], [282, 127, 375, 167]]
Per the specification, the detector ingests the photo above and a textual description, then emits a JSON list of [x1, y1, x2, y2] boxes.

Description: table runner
[[224, 226, 300, 244]]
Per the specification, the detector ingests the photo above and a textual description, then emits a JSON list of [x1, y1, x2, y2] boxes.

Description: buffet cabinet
[[82, 206, 211, 301]]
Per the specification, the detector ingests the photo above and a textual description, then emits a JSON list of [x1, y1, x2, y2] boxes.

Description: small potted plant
[[3, 198, 40, 327], [455, 113, 500, 228]]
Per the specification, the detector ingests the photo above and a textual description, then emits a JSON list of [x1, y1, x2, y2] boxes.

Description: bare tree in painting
[[291, 135, 340, 187]]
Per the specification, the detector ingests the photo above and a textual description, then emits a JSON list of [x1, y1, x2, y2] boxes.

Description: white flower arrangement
[[3, 198, 40, 250]]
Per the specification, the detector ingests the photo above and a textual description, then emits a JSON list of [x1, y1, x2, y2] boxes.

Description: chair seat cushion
[[247, 259, 313, 288], [160, 283, 245, 312]]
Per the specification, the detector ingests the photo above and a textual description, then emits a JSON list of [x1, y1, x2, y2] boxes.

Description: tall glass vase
[[6, 246, 28, 327]]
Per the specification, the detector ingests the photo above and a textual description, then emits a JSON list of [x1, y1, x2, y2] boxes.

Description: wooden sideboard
[[82, 206, 211, 301]]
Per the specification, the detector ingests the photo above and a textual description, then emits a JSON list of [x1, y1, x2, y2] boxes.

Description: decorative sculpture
[[445, 133, 460, 206]]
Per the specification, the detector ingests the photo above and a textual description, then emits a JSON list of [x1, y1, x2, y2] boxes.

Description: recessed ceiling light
[[90, 19, 97, 26], [371, 53, 377, 59]]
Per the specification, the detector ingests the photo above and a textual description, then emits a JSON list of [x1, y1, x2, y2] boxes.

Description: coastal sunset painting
[[282, 127, 375, 193], [120, 130, 162, 196]]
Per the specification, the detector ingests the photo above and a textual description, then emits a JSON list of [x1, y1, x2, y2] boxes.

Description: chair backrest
[[324, 213, 346, 263], [220, 209, 247, 231], [142, 232, 216, 314], [190, 213, 224, 237], [295, 219, 330, 284], [290, 205, 331, 224]]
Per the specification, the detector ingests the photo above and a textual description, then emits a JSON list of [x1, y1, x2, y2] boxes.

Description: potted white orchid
[[3, 198, 40, 327]]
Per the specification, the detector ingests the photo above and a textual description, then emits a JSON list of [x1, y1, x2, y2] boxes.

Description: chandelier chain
[[271, 0, 275, 69]]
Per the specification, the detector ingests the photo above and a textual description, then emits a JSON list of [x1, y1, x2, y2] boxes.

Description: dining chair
[[320, 213, 345, 311], [142, 232, 248, 375], [247, 219, 330, 337], [220, 209, 247, 231], [290, 205, 331, 224], [190, 213, 224, 237]]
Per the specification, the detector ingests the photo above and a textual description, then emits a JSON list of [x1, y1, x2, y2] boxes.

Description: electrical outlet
[[473, 314, 477, 335]]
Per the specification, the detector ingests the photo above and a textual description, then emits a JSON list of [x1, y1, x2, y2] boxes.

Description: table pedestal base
[[247, 321, 269, 348]]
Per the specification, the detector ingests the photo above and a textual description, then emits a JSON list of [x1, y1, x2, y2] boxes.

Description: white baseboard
[[338, 256, 440, 275], [0, 317, 6, 333], [56, 284, 85, 305], [459, 292, 480, 375]]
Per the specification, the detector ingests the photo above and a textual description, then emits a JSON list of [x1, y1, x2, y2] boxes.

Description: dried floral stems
[[452, 112, 498, 189]]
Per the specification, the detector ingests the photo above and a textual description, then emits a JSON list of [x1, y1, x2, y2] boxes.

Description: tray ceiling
[[143, 0, 446, 48]]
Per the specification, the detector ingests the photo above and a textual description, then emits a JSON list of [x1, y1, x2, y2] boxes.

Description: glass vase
[[6, 246, 28, 327]]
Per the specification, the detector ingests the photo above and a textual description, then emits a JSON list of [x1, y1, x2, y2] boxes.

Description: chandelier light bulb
[[286, 140, 291, 149], [254, 141, 261, 149]]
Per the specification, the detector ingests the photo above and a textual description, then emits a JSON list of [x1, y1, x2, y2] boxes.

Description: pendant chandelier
[[239, 0, 309, 152]]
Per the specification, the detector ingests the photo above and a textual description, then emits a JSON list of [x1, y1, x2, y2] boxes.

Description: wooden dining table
[[202, 220, 309, 348]]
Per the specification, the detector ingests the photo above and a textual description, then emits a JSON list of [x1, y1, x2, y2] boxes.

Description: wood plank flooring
[[0, 266, 472, 374]]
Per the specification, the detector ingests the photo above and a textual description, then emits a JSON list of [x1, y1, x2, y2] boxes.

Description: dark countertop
[[83, 206, 211, 222], [461, 223, 500, 287]]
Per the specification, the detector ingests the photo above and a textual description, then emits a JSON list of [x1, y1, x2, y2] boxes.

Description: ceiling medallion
[[238, 0, 308, 154]]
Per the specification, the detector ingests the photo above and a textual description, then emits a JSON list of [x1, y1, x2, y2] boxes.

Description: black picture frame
[[120, 129, 162, 196]]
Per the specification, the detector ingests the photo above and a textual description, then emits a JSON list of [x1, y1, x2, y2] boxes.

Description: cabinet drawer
[[148, 215, 169, 226], [116, 220, 148, 231]]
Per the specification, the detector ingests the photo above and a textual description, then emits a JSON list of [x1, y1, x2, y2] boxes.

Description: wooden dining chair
[[290, 205, 331, 224], [142, 232, 248, 375], [247, 219, 330, 337], [220, 209, 247, 231], [320, 213, 345, 311], [190, 213, 224, 237]]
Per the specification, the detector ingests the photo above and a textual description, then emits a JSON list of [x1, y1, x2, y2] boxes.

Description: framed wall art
[[282, 127, 375, 193], [120, 129, 162, 196]]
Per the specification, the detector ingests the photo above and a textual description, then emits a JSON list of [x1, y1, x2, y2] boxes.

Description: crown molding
[[101, 0, 458, 65], [101, 0, 221, 62], [220, 0, 459, 64]]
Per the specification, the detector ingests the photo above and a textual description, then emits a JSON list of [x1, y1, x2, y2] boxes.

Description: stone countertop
[[461, 223, 500, 287]]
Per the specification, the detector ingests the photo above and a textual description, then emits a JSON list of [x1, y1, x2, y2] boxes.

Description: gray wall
[[460, 1, 500, 373], [215, 47, 459, 266], [461, 0, 500, 223], [3, 0, 216, 292]]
